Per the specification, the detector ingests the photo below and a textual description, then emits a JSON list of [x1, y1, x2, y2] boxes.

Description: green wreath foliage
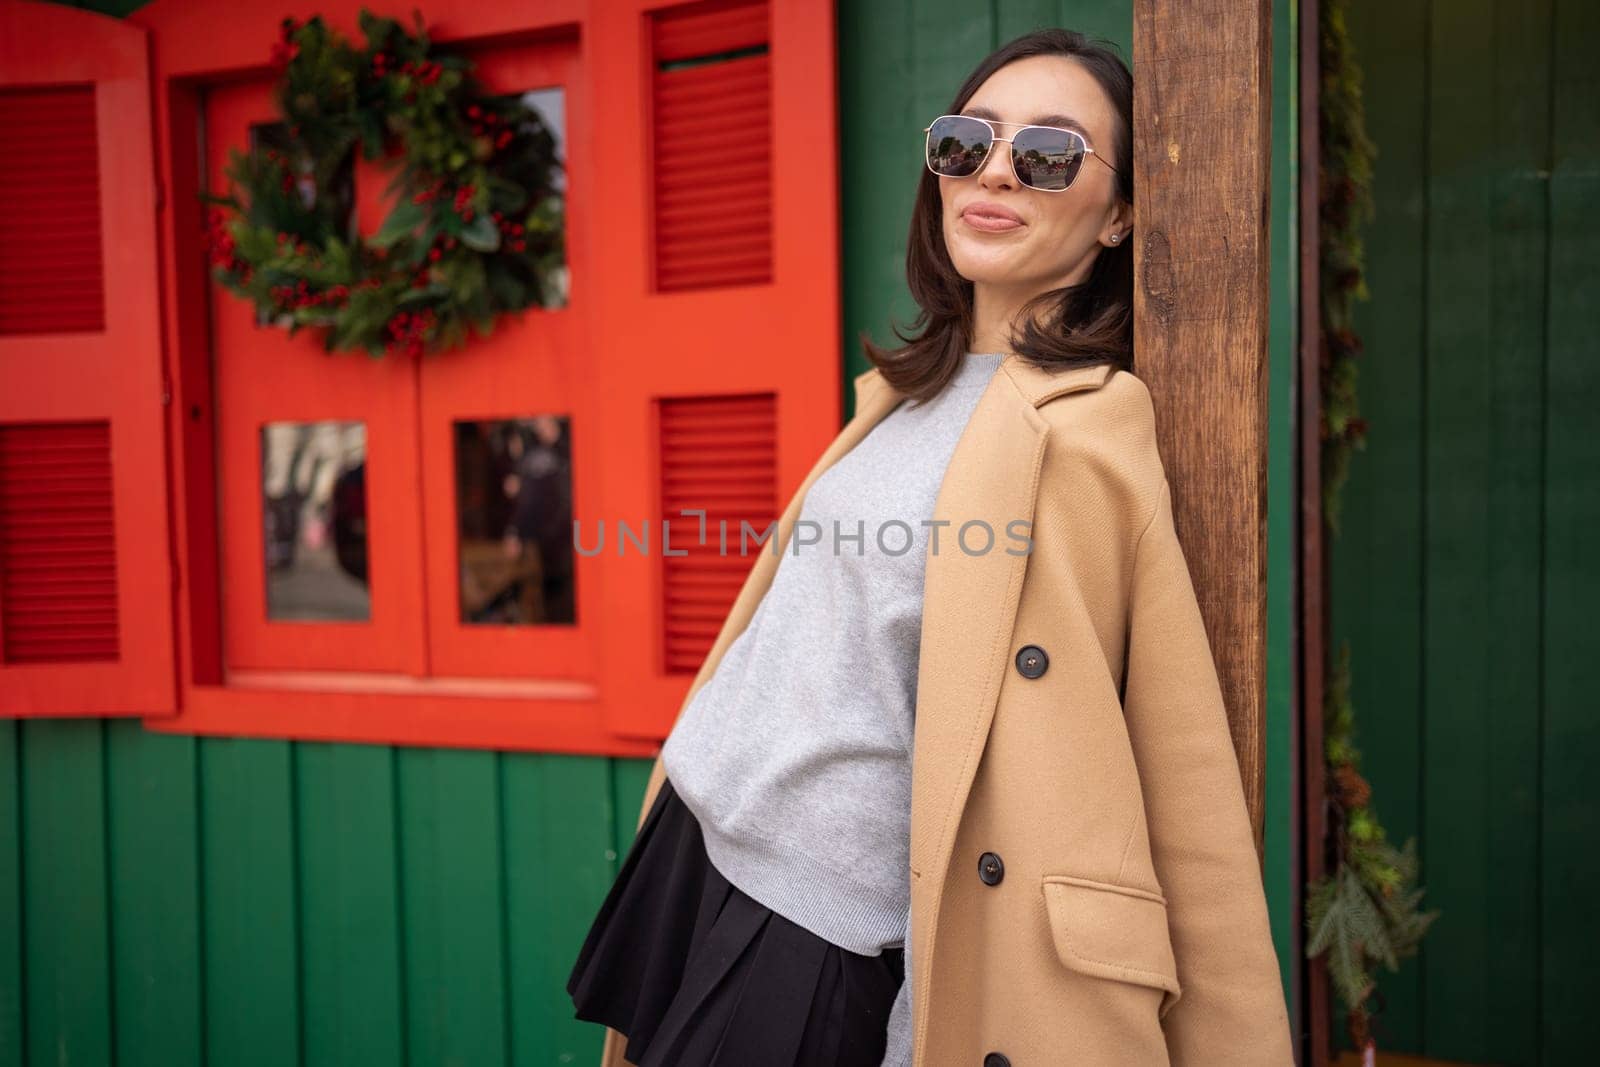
[[201, 8, 564, 358]]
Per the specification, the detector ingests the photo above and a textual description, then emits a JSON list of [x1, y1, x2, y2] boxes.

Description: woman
[[568, 28, 1294, 1067]]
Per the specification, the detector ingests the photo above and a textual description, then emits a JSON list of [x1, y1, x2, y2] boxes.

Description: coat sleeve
[[1121, 476, 1296, 1066]]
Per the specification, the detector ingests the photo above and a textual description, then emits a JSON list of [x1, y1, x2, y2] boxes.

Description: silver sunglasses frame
[[922, 113, 1118, 192]]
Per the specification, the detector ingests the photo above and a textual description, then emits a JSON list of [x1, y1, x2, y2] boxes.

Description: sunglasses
[[923, 113, 1118, 193]]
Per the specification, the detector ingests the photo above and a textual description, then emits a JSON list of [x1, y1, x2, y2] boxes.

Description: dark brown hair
[[861, 29, 1134, 404]]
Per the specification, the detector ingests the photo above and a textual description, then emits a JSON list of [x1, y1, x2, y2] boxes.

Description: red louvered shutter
[[651, 0, 773, 291], [658, 392, 779, 673], [0, 3, 175, 717], [0, 422, 118, 665], [0, 86, 106, 335]]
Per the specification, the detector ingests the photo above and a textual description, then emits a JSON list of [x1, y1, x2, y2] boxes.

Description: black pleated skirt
[[566, 774, 906, 1066]]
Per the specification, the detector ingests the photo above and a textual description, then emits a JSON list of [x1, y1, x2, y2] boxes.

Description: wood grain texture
[[1133, 0, 1275, 848]]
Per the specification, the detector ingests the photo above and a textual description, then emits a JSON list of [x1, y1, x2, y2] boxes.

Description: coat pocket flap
[[1041, 874, 1183, 1019]]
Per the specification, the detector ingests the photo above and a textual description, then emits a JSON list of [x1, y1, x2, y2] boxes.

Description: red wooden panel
[[0, 422, 117, 664], [0, 1, 175, 717], [651, 0, 773, 290], [0, 86, 106, 335], [658, 393, 777, 674]]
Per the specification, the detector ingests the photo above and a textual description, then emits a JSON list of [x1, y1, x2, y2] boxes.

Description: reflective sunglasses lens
[[925, 115, 993, 178], [1010, 126, 1086, 191]]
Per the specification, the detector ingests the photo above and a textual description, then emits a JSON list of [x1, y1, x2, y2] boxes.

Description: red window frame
[[116, 0, 840, 754]]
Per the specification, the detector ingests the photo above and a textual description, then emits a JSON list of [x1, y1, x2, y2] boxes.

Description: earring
[[1110, 233, 1120, 244]]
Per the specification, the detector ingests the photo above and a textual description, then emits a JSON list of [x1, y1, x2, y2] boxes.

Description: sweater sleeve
[[1121, 477, 1295, 1065]]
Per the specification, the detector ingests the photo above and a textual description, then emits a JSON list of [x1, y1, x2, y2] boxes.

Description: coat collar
[[852, 353, 1115, 413]]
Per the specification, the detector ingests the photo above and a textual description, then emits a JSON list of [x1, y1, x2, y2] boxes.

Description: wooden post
[[1131, 0, 1275, 860]]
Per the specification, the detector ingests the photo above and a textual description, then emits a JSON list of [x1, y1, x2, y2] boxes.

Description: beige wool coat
[[598, 356, 1295, 1066]]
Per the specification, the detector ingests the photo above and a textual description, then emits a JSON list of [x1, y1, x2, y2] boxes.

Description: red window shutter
[[597, 0, 840, 746], [650, 0, 772, 291], [658, 392, 779, 674], [0, 4, 176, 717], [0, 86, 106, 335], [0, 422, 118, 664]]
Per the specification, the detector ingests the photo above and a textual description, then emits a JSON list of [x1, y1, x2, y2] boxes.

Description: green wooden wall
[[1334, 0, 1599, 1062], [0, 719, 655, 1065]]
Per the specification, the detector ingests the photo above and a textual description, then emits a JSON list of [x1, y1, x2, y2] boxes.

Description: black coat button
[[984, 1054, 1011, 1067], [978, 851, 1004, 885], [1014, 644, 1048, 678]]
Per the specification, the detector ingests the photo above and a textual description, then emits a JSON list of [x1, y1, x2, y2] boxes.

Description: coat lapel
[[907, 364, 1047, 881]]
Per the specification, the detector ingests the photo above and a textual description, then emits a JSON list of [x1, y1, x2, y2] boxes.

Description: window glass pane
[[454, 415, 574, 625], [497, 86, 568, 308], [261, 420, 369, 621]]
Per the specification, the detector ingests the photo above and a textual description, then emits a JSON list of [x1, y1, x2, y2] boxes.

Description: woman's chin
[[950, 252, 1026, 286]]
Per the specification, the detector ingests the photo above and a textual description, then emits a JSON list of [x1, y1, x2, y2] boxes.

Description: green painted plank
[[1420, 0, 1499, 1050], [397, 748, 507, 1067], [20, 720, 113, 1067], [1474, 2, 1553, 1061], [998, 2, 1130, 59], [200, 737, 301, 1067], [1264, 0, 1301, 1035], [502, 753, 613, 1065], [296, 743, 404, 1067], [610, 757, 654, 863], [0, 723, 22, 1065], [1336, 0, 1431, 1050], [1541, 0, 1600, 1057], [105, 721, 203, 1067], [837, 0, 935, 407], [1421, 0, 1549, 1058]]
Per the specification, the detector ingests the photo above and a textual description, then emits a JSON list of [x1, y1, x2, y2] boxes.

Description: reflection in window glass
[[260, 420, 369, 621], [498, 85, 569, 308], [454, 415, 575, 625]]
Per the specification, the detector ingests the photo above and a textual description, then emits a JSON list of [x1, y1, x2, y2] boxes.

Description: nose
[[977, 136, 1017, 191]]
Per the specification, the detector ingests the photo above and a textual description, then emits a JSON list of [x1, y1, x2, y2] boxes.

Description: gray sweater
[[659, 352, 1005, 1066]]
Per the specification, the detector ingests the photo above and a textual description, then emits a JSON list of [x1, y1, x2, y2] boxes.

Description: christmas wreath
[[201, 9, 564, 358]]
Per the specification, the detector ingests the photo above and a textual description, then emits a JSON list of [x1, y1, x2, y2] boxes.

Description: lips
[[961, 201, 1025, 232]]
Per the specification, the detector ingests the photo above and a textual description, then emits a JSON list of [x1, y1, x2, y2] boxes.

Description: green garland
[[201, 8, 564, 358], [1307, 647, 1439, 1051], [1304, 0, 1440, 1053]]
